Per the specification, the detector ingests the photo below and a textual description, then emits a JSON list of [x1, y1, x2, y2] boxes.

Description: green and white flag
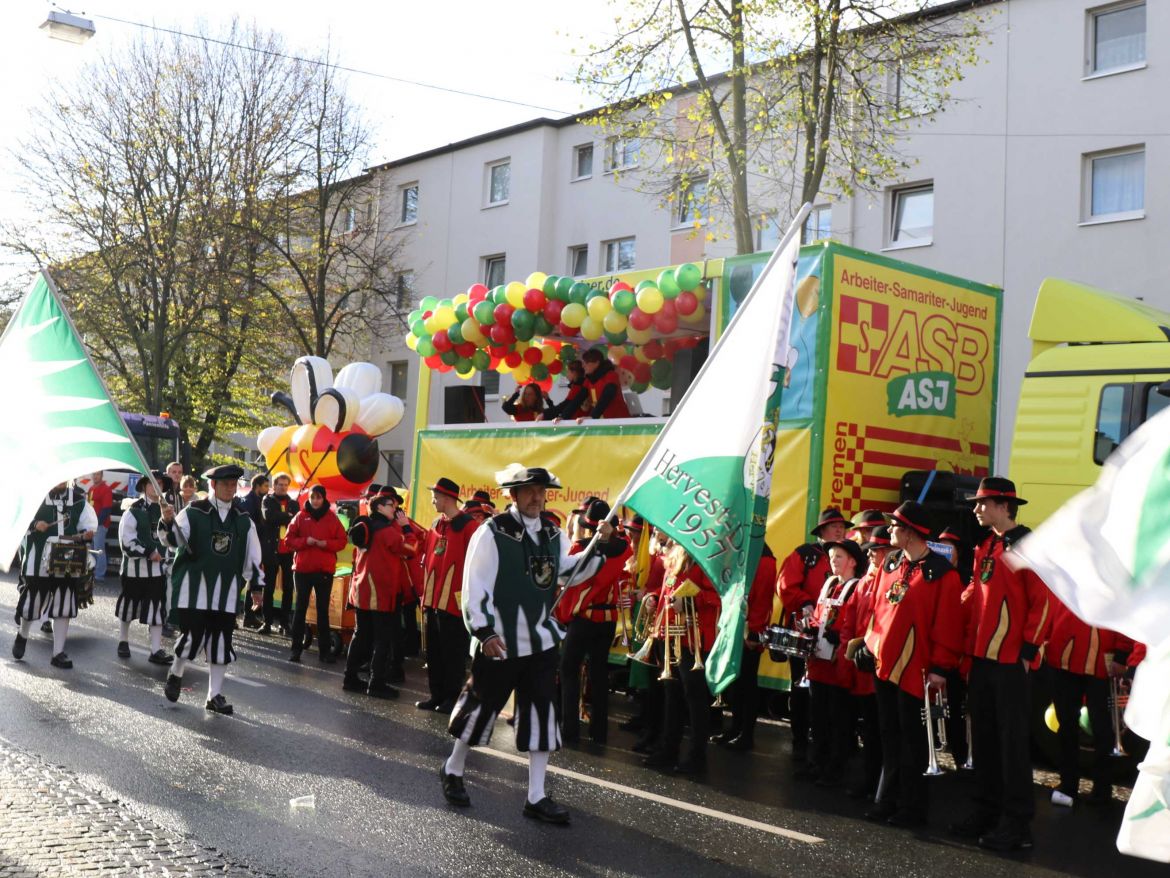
[[0, 271, 151, 571], [620, 206, 808, 694], [1013, 405, 1170, 863]]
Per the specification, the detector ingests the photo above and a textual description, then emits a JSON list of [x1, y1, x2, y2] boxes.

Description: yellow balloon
[[512, 363, 531, 383], [603, 311, 628, 333], [497, 360, 513, 374], [627, 325, 653, 344], [587, 295, 612, 321], [434, 306, 458, 330], [514, 340, 530, 354], [424, 316, 439, 335], [461, 318, 485, 344], [1044, 703, 1059, 734], [505, 281, 527, 308], [540, 346, 557, 365], [526, 271, 548, 290], [636, 287, 664, 315], [560, 303, 587, 329], [693, 284, 708, 302], [453, 293, 470, 306], [580, 316, 604, 341], [405, 332, 419, 351], [634, 346, 652, 364], [682, 303, 707, 324], [607, 345, 626, 362]]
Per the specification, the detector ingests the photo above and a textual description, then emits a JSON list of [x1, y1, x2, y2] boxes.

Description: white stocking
[[208, 663, 226, 700], [171, 656, 187, 678], [527, 751, 549, 803], [18, 620, 31, 638], [52, 617, 69, 655], [119, 620, 131, 642], [445, 739, 471, 777], [149, 625, 162, 653]]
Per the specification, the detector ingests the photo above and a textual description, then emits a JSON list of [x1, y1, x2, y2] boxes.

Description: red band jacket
[[966, 526, 1051, 666], [585, 361, 630, 419], [864, 549, 964, 699], [1046, 593, 1133, 679], [844, 566, 882, 696], [746, 548, 778, 644], [554, 536, 632, 625], [347, 513, 419, 613], [422, 511, 479, 617], [807, 574, 861, 689], [662, 560, 720, 653], [776, 543, 830, 621]]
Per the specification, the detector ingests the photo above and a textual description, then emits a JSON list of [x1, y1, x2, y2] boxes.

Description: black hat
[[471, 489, 492, 504], [580, 499, 611, 528], [623, 515, 646, 535], [203, 463, 244, 482], [811, 507, 849, 536], [885, 501, 933, 537], [430, 477, 460, 500], [823, 539, 868, 575], [363, 483, 386, 499], [851, 509, 886, 529], [572, 495, 601, 515], [309, 484, 327, 498], [543, 508, 565, 528], [937, 526, 963, 544], [371, 486, 403, 507], [149, 470, 174, 494], [968, 476, 1027, 506], [859, 525, 893, 551], [495, 463, 562, 490]]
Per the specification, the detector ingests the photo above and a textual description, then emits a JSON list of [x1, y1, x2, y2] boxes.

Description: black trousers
[[874, 677, 929, 819], [290, 572, 332, 658], [810, 680, 854, 779], [560, 618, 616, 743], [659, 649, 711, 763], [944, 670, 970, 767], [789, 657, 810, 755], [424, 609, 470, 705], [968, 657, 1035, 825], [854, 693, 883, 797], [263, 551, 293, 626], [449, 647, 561, 752], [726, 644, 763, 742], [1051, 667, 1113, 797], [345, 608, 397, 686]]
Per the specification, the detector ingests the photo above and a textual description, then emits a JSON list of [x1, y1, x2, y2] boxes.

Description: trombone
[[922, 673, 949, 777]]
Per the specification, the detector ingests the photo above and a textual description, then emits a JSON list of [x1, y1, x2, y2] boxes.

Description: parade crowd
[[11, 460, 1147, 847]]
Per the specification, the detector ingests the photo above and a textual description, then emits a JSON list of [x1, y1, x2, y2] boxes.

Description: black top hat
[[885, 501, 933, 537], [430, 477, 460, 500], [203, 463, 244, 482], [822, 539, 868, 575], [811, 507, 849, 536], [851, 509, 887, 529], [968, 476, 1027, 505], [859, 525, 893, 551], [496, 464, 562, 490], [580, 499, 611, 528], [149, 470, 174, 495]]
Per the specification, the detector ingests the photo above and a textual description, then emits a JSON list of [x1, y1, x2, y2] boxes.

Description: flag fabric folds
[[620, 206, 808, 693], [0, 271, 151, 571], [1012, 405, 1170, 863]]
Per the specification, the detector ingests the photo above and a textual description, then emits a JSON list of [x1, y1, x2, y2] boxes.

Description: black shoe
[[641, 753, 674, 769], [117, 641, 131, 658], [416, 698, 442, 711], [846, 785, 876, 800], [673, 757, 706, 775], [318, 653, 336, 665], [949, 812, 997, 840], [41, 620, 53, 634], [367, 683, 400, 700], [164, 674, 182, 702], [258, 623, 273, 635], [710, 731, 736, 746], [440, 765, 470, 807], [865, 803, 896, 823], [243, 618, 262, 630], [147, 650, 174, 666], [389, 666, 406, 684], [618, 717, 646, 733], [523, 796, 570, 825], [12, 634, 26, 660], [978, 825, 1034, 853], [886, 810, 926, 829], [632, 736, 657, 755], [342, 675, 367, 693], [205, 694, 234, 715], [50, 652, 72, 669], [436, 698, 456, 713], [724, 734, 753, 752], [289, 652, 302, 664]]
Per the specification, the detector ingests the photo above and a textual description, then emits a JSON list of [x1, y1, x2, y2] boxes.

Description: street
[[0, 573, 1161, 878]]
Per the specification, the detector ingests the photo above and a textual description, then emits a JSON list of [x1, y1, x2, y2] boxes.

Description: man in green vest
[[158, 463, 263, 715], [440, 463, 620, 824], [13, 481, 97, 668]]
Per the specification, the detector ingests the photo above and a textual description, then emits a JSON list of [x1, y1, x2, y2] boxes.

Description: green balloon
[[657, 269, 680, 299], [455, 303, 470, 323], [560, 346, 578, 362], [439, 349, 459, 366], [569, 282, 591, 305], [631, 380, 649, 394], [612, 290, 637, 315], [514, 324, 535, 342], [447, 323, 464, 345], [555, 276, 575, 299], [604, 329, 628, 345], [473, 301, 495, 325], [455, 357, 474, 374], [634, 280, 658, 294], [438, 298, 453, 310], [530, 362, 549, 381], [420, 295, 439, 311], [410, 318, 426, 337], [533, 316, 554, 336], [675, 262, 702, 292], [492, 285, 508, 304], [512, 309, 535, 334], [543, 275, 560, 296], [471, 350, 491, 371], [408, 308, 423, 323], [417, 338, 436, 357], [650, 358, 673, 389]]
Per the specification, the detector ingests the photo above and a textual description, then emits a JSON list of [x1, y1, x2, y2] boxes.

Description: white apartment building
[[364, 0, 1163, 487]]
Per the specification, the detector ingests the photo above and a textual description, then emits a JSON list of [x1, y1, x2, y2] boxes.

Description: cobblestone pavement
[[0, 740, 277, 877]]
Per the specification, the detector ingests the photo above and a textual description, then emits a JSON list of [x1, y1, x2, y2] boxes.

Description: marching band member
[[937, 525, 972, 771], [850, 509, 887, 547], [775, 507, 844, 762], [13, 481, 97, 668], [158, 464, 264, 715], [115, 472, 174, 666], [417, 477, 479, 712], [950, 478, 1050, 853], [858, 501, 964, 828], [631, 527, 669, 754], [441, 464, 618, 824], [556, 498, 631, 746]]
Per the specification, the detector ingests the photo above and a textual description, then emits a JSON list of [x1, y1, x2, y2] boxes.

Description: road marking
[[481, 747, 824, 844]]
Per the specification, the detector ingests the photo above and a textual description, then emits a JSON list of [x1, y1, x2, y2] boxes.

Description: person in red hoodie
[[284, 485, 348, 665], [859, 501, 964, 828], [343, 488, 419, 699], [556, 499, 631, 746], [713, 544, 777, 752], [580, 348, 630, 419]]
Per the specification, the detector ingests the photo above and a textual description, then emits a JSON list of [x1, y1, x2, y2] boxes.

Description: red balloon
[[505, 352, 523, 368], [619, 354, 638, 372], [643, 340, 664, 360], [548, 360, 563, 375], [468, 283, 489, 300], [424, 354, 442, 369], [538, 378, 553, 393], [654, 310, 679, 335], [675, 291, 698, 316], [659, 298, 677, 318], [558, 322, 580, 337], [438, 362, 453, 373], [455, 341, 477, 358], [493, 303, 515, 324], [664, 339, 681, 358], [523, 347, 542, 365], [523, 288, 547, 312], [422, 310, 433, 319], [609, 281, 633, 296], [628, 309, 652, 331], [542, 300, 564, 324], [490, 324, 515, 345], [634, 363, 651, 383], [488, 344, 509, 358], [432, 329, 453, 353]]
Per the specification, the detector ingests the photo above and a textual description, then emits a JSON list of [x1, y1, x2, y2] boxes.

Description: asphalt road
[[0, 574, 1163, 878]]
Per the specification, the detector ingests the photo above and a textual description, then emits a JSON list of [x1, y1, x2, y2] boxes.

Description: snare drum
[[47, 539, 88, 578], [764, 625, 814, 662]]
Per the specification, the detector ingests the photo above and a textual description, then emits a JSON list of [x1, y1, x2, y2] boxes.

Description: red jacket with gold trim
[[347, 513, 418, 613], [662, 560, 720, 653], [422, 511, 479, 617], [554, 536, 632, 625], [1046, 593, 1133, 679], [966, 526, 1051, 666], [746, 547, 777, 643], [865, 549, 964, 699], [807, 574, 861, 689], [776, 543, 830, 622], [845, 566, 882, 696]]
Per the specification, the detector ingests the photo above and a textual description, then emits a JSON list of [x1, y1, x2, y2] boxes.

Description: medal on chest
[[885, 579, 908, 605], [211, 531, 234, 556], [980, 555, 995, 583], [528, 555, 556, 589], [433, 537, 447, 557]]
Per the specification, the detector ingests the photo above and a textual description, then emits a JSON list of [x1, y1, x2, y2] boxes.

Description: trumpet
[[616, 573, 637, 649], [628, 581, 704, 680], [1109, 675, 1129, 758], [922, 673, 949, 777]]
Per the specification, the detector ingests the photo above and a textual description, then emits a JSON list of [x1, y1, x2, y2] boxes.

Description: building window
[[569, 245, 589, 277], [1088, 2, 1146, 75], [676, 176, 708, 226], [487, 160, 510, 206], [889, 184, 934, 247], [891, 61, 938, 117], [804, 205, 832, 242], [481, 371, 500, 398], [603, 237, 636, 272], [400, 185, 418, 224], [484, 254, 506, 288], [389, 361, 410, 400], [383, 450, 406, 484], [344, 206, 357, 233], [756, 214, 781, 252], [395, 271, 414, 311], [573, 144, 594, 180], [604, 137, 639, 172], [1085, 146, 1145, 220]]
